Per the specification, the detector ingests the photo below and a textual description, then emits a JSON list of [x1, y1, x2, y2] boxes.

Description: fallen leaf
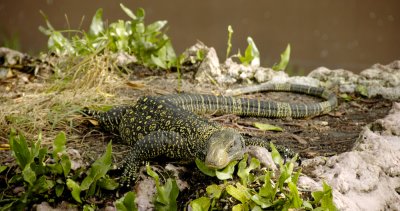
[[253, 122, 283, 132]]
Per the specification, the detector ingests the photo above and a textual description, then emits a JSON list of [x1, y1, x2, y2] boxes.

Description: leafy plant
[[146, 164, 179, 211], [67, 141, 117, 203], [190, 142, 337, 210], [0, 130, 117, 209], [115, 191, 138, 211], [238, 37, 260, 67], [272, 44, 291, 71], [39, 4, 177, 69]]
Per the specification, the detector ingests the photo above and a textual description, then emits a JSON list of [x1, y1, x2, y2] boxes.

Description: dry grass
[[0, 53, 130, 145]]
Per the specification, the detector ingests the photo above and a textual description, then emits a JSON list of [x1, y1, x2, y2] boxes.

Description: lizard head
[[205, 128, 245, 169]]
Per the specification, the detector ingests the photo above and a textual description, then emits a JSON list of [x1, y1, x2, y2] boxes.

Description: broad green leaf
[[237, 154, 260, 185], [0, 165, 7, 174], [115, 191, 137, 211], [190, 197, 211, 211], [60, 153, 71, 177], [55, 184, 64, 197], [292, 168, 301, 184], [226, 183, 251, 204], [151, 54, 167, 69], [67, 179, 82, 203], [253, 122, 283, 132], [303, 200, 313, 209], [146, 164, 179, 211], [98, 176, 119, 190], [312, 181, 337, 211], [195, 158, 216, 177], [81, 141, 112, 190], [288, 182, 302, 208], [272, 44, 291, 71], [259, 171, 275, 200], [135, 8, 145, 20], [83, 204, 96, 211], [216, 161, 237, 180], [206, 184, 223, 199], [251, 194, 272, 209], [252, 205, 263, 211], [270, 142, 283, 165], [232, 204, 247, 211], [154, 178, 179, 211], [33, 176, 55, 194], [22, 165, 36, 186], [147, 20, 167, 33], [9, 132, 31, 169], [239, 37, 260, 66], [53, 132, 66, 161], [89, 8, 104, 36], [278, 162, 294, 191]]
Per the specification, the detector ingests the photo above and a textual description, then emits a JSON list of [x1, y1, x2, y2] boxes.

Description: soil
[[0, 62, 394, 209]]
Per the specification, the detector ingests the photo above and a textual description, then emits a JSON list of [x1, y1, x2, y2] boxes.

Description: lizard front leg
[[120, 130, 199, 185]]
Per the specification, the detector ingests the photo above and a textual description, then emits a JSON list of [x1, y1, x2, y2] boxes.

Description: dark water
[[0, 0, 399, 73]]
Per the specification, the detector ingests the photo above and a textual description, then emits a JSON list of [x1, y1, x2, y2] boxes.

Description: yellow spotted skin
[[84, 83, 337, 184]]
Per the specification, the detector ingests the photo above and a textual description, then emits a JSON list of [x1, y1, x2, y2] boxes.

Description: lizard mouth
[[205, 148, 230, 169]]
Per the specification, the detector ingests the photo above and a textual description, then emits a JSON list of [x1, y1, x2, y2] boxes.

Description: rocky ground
[[0, 46, 399, 210]]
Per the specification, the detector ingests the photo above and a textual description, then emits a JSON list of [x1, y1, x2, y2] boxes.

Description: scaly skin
[[84, 83, 337, 184]]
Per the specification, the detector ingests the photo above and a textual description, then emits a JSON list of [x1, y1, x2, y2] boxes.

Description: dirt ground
[[0, 59, 394, 209]]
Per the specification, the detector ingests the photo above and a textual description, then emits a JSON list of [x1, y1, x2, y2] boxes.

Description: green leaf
[[278, 162, 294, 191], [67, 179, 82, 203], [253, 122, 283, 132], [80, 141, 112, 190], [53, 132, 66, 161], [147, 164, 179, 211], [206, 184, 223, 199], [151, 54, 167, 69], [259, 171, 275, 200], [115, 191, 137, 211], [0, 165, 7, 174], [270, 142, 283, 165], [272, 44, 291, 71], [190, 197, 211, 211], [60, 153, 71, 177], [146, 164, 160, 186], [147, 20, 167, 33], [89, 8, 104, 36], [356, 85, 368, 97], [9, 131, 31, 169], [195, 158, 216, 177], [339, 93, 353, 102], [154, 178, 179, 211], [216, 161, 238, 180], [288, 182, 302, 208], [226, 183, 251, 204], [22, 165, 36, 186], [312, 181, 337, 211], [83, 204, 96, 211], [55, 184, 64, 197], [232, 203, 247, 211], [251, 194, 272, 209], [32, 176, 55, 194], [237, 154, 260, 185], [98, 176, 119, 190], [120, 3, 137, 20], [239, 37, 260, 66]]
